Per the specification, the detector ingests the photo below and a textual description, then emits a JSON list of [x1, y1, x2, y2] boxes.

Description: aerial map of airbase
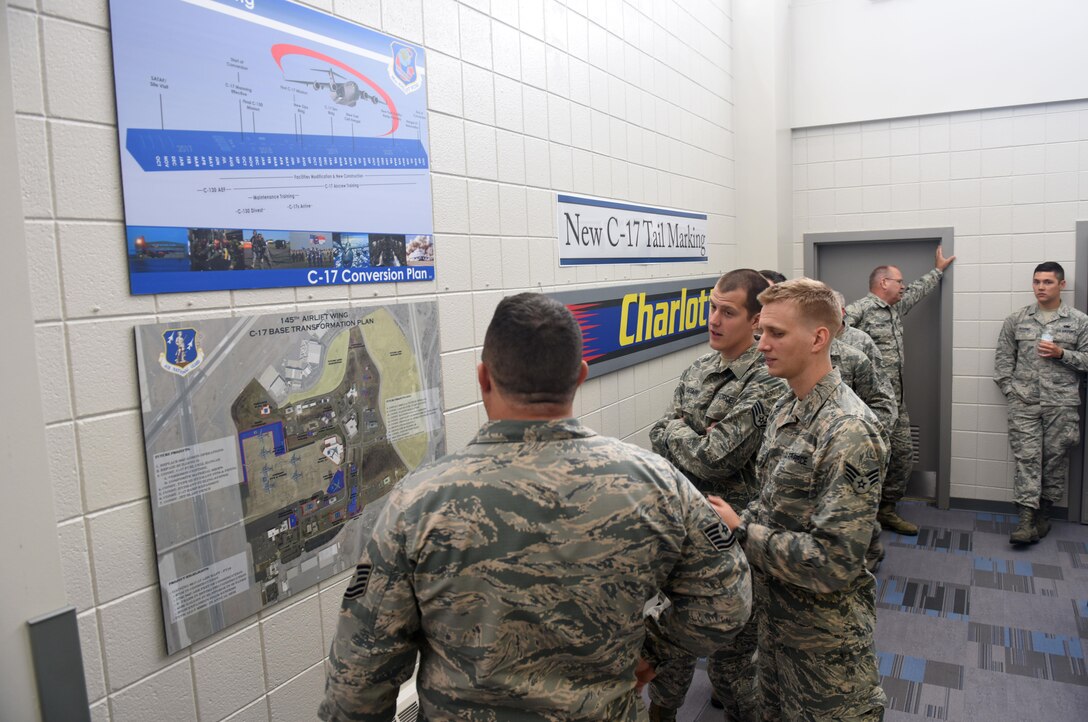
[[135, 301, 443, 653]]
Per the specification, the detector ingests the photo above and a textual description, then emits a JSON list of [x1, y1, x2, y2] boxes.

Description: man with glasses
[[845, 246, 955, 535]]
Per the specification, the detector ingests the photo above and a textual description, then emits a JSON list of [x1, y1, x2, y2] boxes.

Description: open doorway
[[804, 228, 954, 509]]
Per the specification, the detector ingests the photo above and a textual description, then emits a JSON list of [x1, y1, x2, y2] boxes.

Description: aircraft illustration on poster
[[284, 67, 382, 108]]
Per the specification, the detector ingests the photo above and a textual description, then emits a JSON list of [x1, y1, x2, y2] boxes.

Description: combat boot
[[1036, 499, 1053, 539], [877, 502, 918, 535], [648, 703, 677, 722], [866, 537, 886, 573], [1009, 504, 1039, 545]]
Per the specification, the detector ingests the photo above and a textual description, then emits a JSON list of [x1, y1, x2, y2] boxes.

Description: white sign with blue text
[[556, 194, 708, 266]]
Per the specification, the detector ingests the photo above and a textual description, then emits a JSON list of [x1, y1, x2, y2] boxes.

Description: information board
[[557, 194, 708, 266], [135, 302, 444, 652], [109, 0, 434, 294]]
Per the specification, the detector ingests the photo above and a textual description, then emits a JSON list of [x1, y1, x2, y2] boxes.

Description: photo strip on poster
[[134, 302, 444, 652], [109, 0, 434, 294]]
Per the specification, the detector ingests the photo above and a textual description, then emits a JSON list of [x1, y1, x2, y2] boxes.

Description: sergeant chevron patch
[[344, 563, 372, 600], [751, 400, 768, 428], [843, 462, 881, 493], [704, 522, 736, 551]]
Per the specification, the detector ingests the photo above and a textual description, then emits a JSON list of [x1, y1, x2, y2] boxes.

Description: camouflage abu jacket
[[649, 345, 788, 508], [844, 268, 943, 403], [994, 301, 1088, 406], [740, 370, 886, 651], [838, 323, 884, 369], [830, 338, 897, 440], [320, 418, 751, 722]]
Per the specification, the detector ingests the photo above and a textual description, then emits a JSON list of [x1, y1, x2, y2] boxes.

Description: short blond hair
[[758, 278, 841, 332]]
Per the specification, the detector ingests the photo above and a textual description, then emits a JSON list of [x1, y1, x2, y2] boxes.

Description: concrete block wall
[[791, 98, 1088, 504], [8, 0, 735, 719]]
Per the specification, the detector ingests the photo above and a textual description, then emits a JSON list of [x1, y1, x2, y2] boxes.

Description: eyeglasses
[[884, 278, 905, 285]]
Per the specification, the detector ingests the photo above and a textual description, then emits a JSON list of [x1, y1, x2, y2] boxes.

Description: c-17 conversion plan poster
[[109, 0, 434, 294], [135, 301, 444, 653]]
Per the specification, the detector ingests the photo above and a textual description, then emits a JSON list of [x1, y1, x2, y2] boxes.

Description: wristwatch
[[733, 522, 748, 546]]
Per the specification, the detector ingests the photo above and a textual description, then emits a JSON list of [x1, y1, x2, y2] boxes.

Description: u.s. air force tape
[[843, 462, 881, 494], [703, 522, 735, 552], [344, 563, 372, 600]]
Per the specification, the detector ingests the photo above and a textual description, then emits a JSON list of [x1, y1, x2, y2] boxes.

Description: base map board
[[135, 301, 444, 653]]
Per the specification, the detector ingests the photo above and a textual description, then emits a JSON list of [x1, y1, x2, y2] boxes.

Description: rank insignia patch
[[344, 563, 372, 600], [751, 401, 768, 429], [703, 522, 735, 552], [843, 463, 881, 494]]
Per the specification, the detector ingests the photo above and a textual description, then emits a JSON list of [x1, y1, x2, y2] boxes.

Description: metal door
[[805, 229, 954, 506]]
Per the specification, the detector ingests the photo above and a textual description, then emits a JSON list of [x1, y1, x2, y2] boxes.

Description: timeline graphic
[[109, 0, 434, 294]]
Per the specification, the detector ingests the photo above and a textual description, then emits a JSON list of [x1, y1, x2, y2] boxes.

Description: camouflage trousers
[[647, 615, 760, 720], [1007, 400, 1080, 509], [883, 410, 913, 504], [757, 638, 885, 721]]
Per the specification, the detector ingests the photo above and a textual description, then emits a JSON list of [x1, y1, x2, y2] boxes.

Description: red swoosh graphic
[[271, 43, 399, 136]]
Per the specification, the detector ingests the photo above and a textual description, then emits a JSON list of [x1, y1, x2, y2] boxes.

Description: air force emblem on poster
[[389, 42, 421, 93], [160, 328, 204, 377]]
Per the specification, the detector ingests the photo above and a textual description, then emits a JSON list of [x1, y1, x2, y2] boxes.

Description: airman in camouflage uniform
[[844, 246, 955, 535], [831, 337, 897, 573], [994, 261, 1088, 544], [840, 321, 884, 368], [833, 289, 898, 571], [712, 279, 887, 721], [830, 339, 896, 440], [648, 270, 787, 722], [320, 293, 752, 722]]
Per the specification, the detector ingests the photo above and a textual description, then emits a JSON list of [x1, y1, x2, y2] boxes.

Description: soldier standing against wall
[[845, 246, 956, 535], [711, 278, 887, 721], [994, 262, 1088, 545], [320, 293, 752, 722], [646, 269, 788, 722]]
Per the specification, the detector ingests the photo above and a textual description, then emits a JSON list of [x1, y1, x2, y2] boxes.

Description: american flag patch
[[703, 522, 735, 552], [344, 563, 372, 600], [843, 463, 881, 494]]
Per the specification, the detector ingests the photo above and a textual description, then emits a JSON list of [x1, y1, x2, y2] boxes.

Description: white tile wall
[[109, 660, 197, 722], [11, 0, 734, 719], [191, 624, 267, 721], [793, 98, 1088, 504]]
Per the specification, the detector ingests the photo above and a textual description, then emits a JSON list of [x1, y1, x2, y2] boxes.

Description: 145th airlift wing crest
[[159, 328, 204, 377]]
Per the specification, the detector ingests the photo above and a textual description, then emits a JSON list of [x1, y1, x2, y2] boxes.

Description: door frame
[[804, 227, 954, 510], [1072, 220, 1088, 524]]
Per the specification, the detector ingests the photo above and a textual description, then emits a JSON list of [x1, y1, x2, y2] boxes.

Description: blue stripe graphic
[[557, 195, 707, 220]]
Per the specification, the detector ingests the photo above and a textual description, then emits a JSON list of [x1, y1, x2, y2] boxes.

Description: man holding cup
[[994, 262, 1088, 544]]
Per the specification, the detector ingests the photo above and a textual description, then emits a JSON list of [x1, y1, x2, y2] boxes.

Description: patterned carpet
[[666, 502, 1088, 721]]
